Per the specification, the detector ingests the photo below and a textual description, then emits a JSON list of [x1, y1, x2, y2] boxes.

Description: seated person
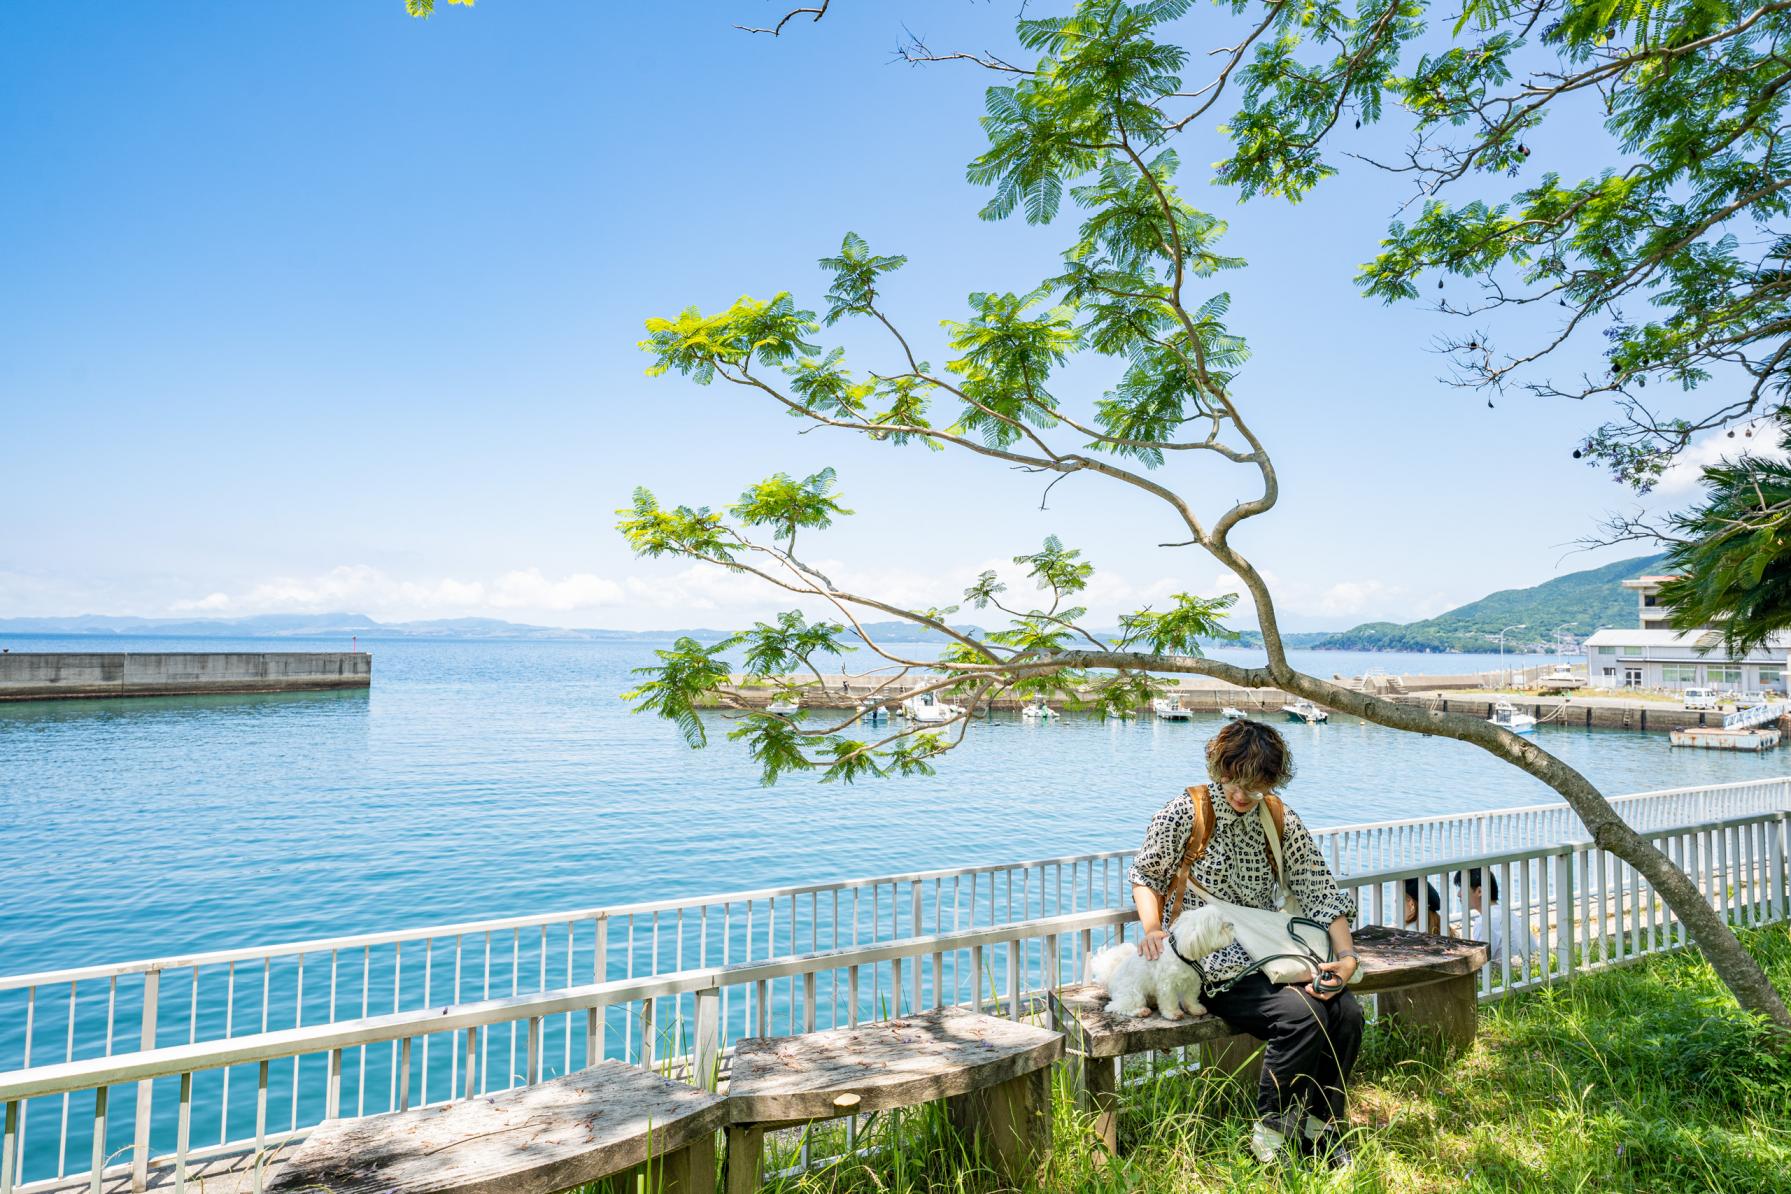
[[1402, 876, 1443, 935], [1452, 867, 1536, 966]]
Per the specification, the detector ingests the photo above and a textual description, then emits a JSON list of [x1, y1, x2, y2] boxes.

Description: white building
[[1584, 575, 1790, 693]]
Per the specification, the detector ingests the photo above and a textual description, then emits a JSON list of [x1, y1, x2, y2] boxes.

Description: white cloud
[[1655, 419, 1787, 496]]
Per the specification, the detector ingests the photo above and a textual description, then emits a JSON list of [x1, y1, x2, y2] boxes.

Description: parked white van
[[1683, 688, 1720, 710]]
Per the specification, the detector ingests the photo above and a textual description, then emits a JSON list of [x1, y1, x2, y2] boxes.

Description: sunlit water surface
[[2, 636, 1778, 973]]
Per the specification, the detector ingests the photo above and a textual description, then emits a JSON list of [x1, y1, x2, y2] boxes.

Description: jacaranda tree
[[615, 1, 1791, 1028]]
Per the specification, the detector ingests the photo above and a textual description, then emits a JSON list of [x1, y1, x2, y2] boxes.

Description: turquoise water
[[1, 635, 1779, 976]]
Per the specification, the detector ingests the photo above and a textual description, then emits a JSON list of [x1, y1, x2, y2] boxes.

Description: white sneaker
[[1249, 1117, 1293, 1164]]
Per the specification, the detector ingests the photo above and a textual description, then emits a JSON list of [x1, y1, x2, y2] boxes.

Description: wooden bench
[[723, 1005, 1063, 1192], [1050, 925, 1488, 1154], [266, 1058, 727, 1194]]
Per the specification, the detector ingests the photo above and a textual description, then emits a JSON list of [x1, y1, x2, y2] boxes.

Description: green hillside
[[1313, 553, 1668, 653]]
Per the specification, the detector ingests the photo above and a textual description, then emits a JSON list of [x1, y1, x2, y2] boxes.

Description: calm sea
[[1, 636, 1778, 975]]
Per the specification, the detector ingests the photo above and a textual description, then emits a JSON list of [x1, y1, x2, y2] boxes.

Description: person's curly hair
[[1205, 718, 1294, 792]]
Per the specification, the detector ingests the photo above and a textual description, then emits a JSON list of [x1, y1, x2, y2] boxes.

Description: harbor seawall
[[0, 652, 371, 701]]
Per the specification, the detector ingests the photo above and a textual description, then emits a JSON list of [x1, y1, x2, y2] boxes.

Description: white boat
[[765, 695, 801, 716], [1489, 701, 1537, 734], [856, 697, 888, 723], [1282, 699, 1328, 724], [1151, 696, 1194, 721], [1537, 668, 1580, 693], [1221, 706, 1247, 720], [902, 691, 965, 723], [1020, 697, 1058, 721]]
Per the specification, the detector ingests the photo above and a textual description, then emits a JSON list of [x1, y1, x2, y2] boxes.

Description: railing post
[[88, 1086, 108, 1194], [1772, 814, 1788, 923], [325, 1048, 343, 1119], [3, 1099, 18, 1194], [131, 968, 160, 1192], [693, 988, 721, 1092], [1553, 851, 1574, 980]]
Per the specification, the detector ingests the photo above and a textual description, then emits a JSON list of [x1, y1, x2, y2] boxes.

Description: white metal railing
[[1, 777, 1787, 1194], [1725, 702, 1790, 730]]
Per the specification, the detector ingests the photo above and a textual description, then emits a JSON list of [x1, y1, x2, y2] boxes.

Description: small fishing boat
[[1282, 699, 1328, 724], [765, 695, 801, 716], [1488, 701, 1537, 734], [1151, 696, 1194, 721], [1020, 697, 1058, 721], [856, 697, 888, 723], [1221, 706, 1247, 720], [902, 691, 965, 724]]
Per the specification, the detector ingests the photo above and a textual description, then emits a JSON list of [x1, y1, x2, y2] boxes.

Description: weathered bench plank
[[725, 1006, 1063, 1190], [726, 1005, 1063, 1124], [266, 1059, 726, 1194]]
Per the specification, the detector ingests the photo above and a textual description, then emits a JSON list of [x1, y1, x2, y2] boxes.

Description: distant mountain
[[1311, 553, 1668, 653], [0, 612, 989, 644]]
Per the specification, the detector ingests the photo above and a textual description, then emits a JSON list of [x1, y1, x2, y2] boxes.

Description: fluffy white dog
[[1089, 905, 1235, 1020]]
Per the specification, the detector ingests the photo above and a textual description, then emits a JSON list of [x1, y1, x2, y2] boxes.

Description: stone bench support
[[724, 1006, 1063, 1191], [265, 1059, 726, 1194]]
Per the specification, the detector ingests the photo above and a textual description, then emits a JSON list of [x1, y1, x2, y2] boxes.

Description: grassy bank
[[752, 926, 1791, 1193]]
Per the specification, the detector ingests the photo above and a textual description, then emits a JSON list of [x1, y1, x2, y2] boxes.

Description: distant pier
[[706, 670, 1791, 737], [0, 652, 371, 701]]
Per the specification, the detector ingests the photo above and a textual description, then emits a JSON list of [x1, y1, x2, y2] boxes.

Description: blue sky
[[0, 2, 1719, 631]]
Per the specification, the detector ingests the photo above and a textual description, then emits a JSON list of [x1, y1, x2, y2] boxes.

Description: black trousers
[[1203, 972, 1364, 1123]]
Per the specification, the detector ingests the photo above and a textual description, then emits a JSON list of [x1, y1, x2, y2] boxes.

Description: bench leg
[[1379, 974, 1477, 1056], [946, 1068, 1051, 1184], [1083, 1056, 1119, 1156], [1201, 1032, 1264, 1091], [656, 1135, 716, 1194], [724, 1125, 762, 1194]]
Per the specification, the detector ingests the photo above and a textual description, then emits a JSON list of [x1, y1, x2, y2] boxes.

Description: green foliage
[[735, 610, 854, 678], [640, 295, 820, 383], [404, 0, 472, 16], [818, 232, 908, 326], [620, 637, 733, 748], [1116, 592, 1239, 655], [1657, 431, 1791, 654], [942, 290, 1078, 449], [726, 715, 817, 785], [730, 468, 853, 544], [615, 488, 738, 564], [1013, 535, 1093, 599]]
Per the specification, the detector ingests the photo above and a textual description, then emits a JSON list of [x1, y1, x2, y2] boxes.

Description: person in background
[[1402, 877, 1443, 935], [1453, 867, 1536, 967]]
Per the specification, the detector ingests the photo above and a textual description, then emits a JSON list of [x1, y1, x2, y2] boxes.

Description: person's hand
[[1138, 928, 1169, 960], [1305, 956, 1358, 1000]]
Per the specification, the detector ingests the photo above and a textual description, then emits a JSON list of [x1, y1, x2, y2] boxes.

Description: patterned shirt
[[1127, 789, 1357, 982]]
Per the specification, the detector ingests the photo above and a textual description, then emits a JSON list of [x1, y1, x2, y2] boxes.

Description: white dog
[[1089, 905, 1235, 1020]]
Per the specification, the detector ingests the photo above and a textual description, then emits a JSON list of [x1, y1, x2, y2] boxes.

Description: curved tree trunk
[[1059, 649, 1791, 1030], [1287, 671, 1791, 1030]]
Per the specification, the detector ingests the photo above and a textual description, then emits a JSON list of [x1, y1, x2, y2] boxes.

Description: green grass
[[747, 925, 1791, 1194]]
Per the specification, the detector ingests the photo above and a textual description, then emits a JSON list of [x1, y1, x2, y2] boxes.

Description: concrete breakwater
[[707, 673, 1783, 737], [0, 652, 371, 701]]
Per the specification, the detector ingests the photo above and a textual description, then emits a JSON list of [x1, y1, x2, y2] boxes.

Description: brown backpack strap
[[1163, 785, 1214, 923]]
